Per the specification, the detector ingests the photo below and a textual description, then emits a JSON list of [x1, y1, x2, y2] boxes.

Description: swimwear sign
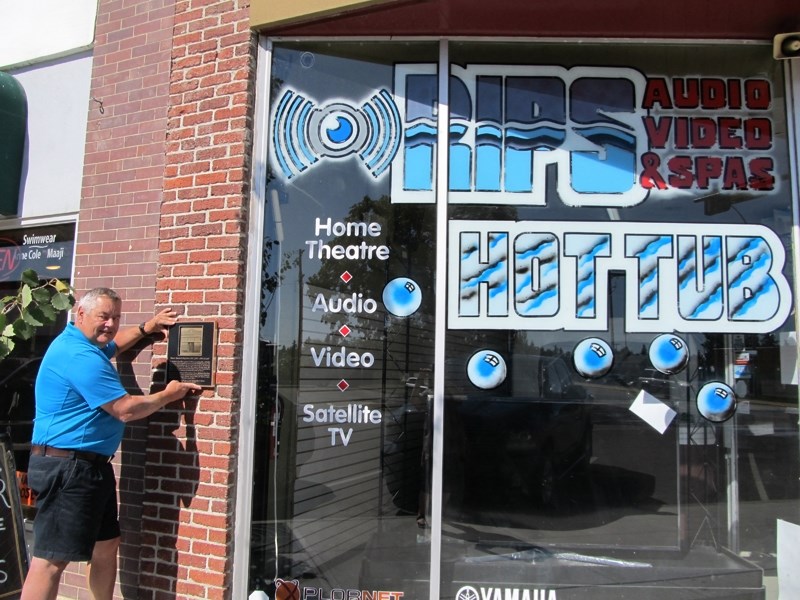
[[0, 226, 75, 283]]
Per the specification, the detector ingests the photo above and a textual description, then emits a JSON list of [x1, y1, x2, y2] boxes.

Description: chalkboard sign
[[0, 433, 27, 598]]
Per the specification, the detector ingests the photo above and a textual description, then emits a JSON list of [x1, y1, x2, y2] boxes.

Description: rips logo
[[270, 65, 779, 208], [392, 64, 649, 207], [271, 64, 651, 208]]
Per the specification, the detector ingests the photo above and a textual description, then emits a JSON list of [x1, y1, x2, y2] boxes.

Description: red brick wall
[[74, 1, 178, 598], [141, 0, 255, 594], [74, 0, 256, 598]]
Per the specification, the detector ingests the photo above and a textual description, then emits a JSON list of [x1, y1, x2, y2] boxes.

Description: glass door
[[248, 41, 440, 599], [438, 41, 798, 600]]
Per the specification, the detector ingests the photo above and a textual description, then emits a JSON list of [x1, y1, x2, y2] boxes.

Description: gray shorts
[[27, 454, 120, 562]]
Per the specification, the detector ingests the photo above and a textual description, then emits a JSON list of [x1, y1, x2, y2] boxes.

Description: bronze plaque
[[166, 322, 217, 387]]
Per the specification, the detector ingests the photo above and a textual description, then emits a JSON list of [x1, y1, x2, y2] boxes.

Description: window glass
[[255, 39, 799, 600], [251, 42, 439, 598], [440, 41, 797, 598], [0, 223, 75, 514]]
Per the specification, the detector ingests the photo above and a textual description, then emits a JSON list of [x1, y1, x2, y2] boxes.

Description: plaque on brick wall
[[166, 322, 216, 388], [0, 432, 28, 598]]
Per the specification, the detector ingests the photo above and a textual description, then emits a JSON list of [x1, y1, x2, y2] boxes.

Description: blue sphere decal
[[649, 334, 689, 375], [309, 103, 368, 158], [573, 338, 614, 379], [326, 116, 353, 144], [467, 350, 507, 390], [382, 277, 422, 317], [697, 382, 736, 423]]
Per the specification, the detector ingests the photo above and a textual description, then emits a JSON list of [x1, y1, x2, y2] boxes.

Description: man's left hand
[[144, 308, 180, 335]]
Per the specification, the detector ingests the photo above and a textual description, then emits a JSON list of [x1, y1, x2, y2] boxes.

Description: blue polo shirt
[[32, 322, 127, 456]]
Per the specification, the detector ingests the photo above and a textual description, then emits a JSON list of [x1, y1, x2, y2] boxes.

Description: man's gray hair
[[77, 287, 121, 312]]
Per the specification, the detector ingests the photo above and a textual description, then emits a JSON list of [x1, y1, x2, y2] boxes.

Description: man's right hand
[[103, 380, 203, 422], [163, 380, 203, 403]]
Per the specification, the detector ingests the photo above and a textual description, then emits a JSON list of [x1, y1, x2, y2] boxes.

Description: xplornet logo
[[270, 64, 777, 207], [274, 579, 405, 600]]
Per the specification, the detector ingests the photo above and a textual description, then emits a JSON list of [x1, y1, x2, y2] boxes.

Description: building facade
[[1, 1, 799, 599]]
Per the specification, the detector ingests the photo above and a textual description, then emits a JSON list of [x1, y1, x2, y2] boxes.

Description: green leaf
[[32, 287, 51, 304], [2, 324, 14, 338], [0, 338, 13, 360], [20, 269, 40, 287], [37, 303, 57, 324], [21, 284, 33, 308], [12, 319, 35, 340], [51, 292, 73, 311], [22, 304, 47, 327], [54, 279, 71, 293], [23, 307, 45, 327]]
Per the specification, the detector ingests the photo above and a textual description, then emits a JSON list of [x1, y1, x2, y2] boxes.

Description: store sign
[[0, 226, 75, 282], [270, 64, 789, 336], [393, 66, 775, 205], [448, 220, 791, 333], [271, 64, 778, 208], [0, 434, 27, 598]]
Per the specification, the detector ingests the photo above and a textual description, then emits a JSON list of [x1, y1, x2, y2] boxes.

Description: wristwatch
[[138, 322, 149, 337]]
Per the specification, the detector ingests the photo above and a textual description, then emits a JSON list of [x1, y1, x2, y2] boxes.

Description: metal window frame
[[234, 36, 800, 600]]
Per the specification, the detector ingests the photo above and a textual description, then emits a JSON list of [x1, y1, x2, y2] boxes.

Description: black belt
[[31, 444, 113, 466]]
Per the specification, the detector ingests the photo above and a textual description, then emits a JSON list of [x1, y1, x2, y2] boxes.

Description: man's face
[[76, 296, 122, 346]]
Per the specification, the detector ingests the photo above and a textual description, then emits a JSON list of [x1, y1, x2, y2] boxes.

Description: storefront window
[[439, 41, 797, 598], [253, 40, 798, 599], [249, 42, 440, 598], [0, 223, 75, 512]]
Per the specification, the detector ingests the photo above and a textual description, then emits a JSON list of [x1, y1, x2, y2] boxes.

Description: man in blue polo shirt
[[20, 287, 202, 600]]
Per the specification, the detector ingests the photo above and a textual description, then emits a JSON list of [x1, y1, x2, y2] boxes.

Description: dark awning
[[0, 71, 27, 217], [256, 0, 798, 40]]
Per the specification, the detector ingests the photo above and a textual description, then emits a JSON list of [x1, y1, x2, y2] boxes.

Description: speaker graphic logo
[[271, 88, 401, 180]]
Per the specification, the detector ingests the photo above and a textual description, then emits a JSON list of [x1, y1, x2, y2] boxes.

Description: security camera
[[774, 32, 800, 60]]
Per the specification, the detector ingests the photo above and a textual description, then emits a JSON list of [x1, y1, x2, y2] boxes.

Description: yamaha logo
[[456, 585, 557, 600], [455, 586, 480, 600]]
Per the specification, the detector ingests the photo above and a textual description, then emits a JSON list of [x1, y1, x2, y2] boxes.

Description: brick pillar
[[75, 1, 178, 599], [138, 1, 255, 598], [74, 1, 256, 599]]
